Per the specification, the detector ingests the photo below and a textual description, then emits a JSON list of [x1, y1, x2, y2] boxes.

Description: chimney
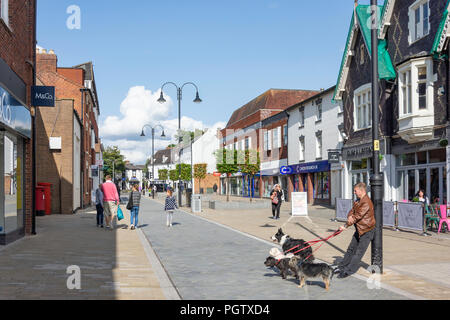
[[36, 48, 58, 74]]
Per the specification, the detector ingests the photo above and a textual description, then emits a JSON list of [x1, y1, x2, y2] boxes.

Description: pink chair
[[438, 205, 450, 234]]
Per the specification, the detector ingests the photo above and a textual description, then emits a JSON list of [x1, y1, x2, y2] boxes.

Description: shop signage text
[[281, 160, 330, 175], [32, 86, 55, 107], [0, 85, 32, 138]]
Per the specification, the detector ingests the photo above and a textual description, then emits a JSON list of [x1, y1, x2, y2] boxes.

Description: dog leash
[[284, 229, 343, 257]]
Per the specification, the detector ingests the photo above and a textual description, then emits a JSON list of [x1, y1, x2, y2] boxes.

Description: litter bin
[[38, 183, 52, 215], [192, 195, 202, 213], [35, 186, 46, 216], [186, 188, 192, 208]]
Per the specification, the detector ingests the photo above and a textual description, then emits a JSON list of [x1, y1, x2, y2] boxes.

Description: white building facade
[[287, 87, 345, 206]]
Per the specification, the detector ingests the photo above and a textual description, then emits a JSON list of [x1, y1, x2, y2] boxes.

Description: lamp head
[[193, 92, 202, 104], [140, 130, 145, 137], [158, 91, 167, 104], [161, 130, 166, 138]]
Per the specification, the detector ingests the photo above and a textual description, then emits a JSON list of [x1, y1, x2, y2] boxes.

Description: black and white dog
[[271, 228, 314, 263]]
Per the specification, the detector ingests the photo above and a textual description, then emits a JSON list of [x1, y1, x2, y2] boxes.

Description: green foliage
[[102, 146, 125, 178], [159, 169, 169, 181], [215, 149, 239, 175], [240, 150, 261, 176], [169, 169, 179, 182], [176, 163, 192, 181], [194, 163, 207, 180]]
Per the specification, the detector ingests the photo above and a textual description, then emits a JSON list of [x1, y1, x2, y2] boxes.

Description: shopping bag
[[117, 206, 124, 221]]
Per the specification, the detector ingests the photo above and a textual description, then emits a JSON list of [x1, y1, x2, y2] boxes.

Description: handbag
[[271, 192, 279, 205], [126, 192, 133, 210], [117, 206, 124, 221]]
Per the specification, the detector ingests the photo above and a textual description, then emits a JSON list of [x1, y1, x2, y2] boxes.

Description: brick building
[[219, 89, 318, 199], [35, 49, 100, 213], [0, 0, 35, 244], [0, 0, 36, 245]]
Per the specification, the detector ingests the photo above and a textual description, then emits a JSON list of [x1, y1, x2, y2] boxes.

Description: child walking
[[164, 188, 178, 227]]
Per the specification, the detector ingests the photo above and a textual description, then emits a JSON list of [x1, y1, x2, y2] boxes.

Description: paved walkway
[[0, 206, 174, 300], [139, 197, 410, 300], [155, 194, 450, 300]]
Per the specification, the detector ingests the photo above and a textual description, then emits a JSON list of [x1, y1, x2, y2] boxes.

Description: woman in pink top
[[101, 175, 120, 229]]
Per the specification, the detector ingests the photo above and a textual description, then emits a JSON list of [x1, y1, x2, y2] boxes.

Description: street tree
[[194, 163, 207, 194], [103, 146, 125, 181], [159, 169, 169, 181], [215, 148, 239, 202], [239, 150, 261, 202]]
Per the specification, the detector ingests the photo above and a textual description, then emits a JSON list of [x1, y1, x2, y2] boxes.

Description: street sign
[[328, 151, 340, 163]]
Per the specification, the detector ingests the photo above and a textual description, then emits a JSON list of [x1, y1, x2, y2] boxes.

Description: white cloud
[[100, 86, 225, 164]]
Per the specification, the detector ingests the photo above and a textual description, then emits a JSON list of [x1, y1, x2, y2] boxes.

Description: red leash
[[284, 229, 343, 258]]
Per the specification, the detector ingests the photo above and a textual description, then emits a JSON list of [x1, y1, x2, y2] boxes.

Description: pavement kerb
[[137, 228, 181, 300], [148, 198, 426, 300]]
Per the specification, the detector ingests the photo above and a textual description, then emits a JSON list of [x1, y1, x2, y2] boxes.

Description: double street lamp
[[141, 124, 166, 198], [158, 82, 202, 207]]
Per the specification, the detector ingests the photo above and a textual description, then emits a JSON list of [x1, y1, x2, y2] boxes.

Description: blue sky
[[36, 0, 375, 163]]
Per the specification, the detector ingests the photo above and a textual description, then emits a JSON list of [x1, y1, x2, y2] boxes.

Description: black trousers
[[272, 202, 281, 218], [96, 204, 104, 226], [339, 228, 375, 275]]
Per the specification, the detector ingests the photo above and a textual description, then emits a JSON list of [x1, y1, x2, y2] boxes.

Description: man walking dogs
[[101, 175, 120, 230], [335, 183, 376, 279]]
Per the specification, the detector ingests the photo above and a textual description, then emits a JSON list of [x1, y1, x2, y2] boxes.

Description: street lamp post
[[370, 0, 384, 274], [141, 124, 166, 199], [158, 82, 202, 207]]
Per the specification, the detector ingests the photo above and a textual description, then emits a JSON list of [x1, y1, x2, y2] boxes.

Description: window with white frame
[[399, 68, 412, 115], [409, 0, 429, 43], [299, 108, 305, 127], [299, 136, 305, 162], [264, 131, 269, 151], [0, 0, 9, 27], [316, 103, 322, 122], [398, 57, 433, 117], [273, 128, 279, 149], [354, 84, 372, 130], [316, 132, 322, 159], [283, 125, 288, 146]]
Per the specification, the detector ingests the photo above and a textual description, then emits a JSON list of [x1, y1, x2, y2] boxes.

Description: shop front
[[285, 160, 331, 205], [0, 84, 32, 245], [393, 140, 447, 205]]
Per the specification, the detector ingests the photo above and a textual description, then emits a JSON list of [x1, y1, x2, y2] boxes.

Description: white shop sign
[[291, 192, 308, 216]]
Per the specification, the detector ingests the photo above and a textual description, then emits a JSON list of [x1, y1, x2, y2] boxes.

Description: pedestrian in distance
[[153, 185, 157, 199], [101, 175, 120, 230], [335, 182, 376, 279], [164, 188, 178, 227], [270, 184, 283, 220], [95, 184, 104, 228], [128, 184, 141, 230]]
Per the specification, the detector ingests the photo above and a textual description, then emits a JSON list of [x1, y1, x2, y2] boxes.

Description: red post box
[[38, 183, 52, 215], [35, 186, 46, 216]]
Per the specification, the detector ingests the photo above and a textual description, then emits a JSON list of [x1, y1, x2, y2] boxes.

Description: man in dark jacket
[[335, 182, 376, 279]]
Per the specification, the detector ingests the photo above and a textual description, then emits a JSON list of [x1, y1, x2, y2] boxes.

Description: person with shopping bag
[[270, 184, 283, 220], [101, 175, 120, 230], [127, 184, 141, 230]]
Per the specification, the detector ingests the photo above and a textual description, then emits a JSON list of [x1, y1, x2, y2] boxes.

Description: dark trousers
[[339, 228, 375, 275], [272, 202, 281, 218], [96, 204, 104, 226]]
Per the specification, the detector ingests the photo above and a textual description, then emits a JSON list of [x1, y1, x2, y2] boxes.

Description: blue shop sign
[[282, 160, 330, 175], [32, 86, 55, 107], [0, 85, 32, 138]]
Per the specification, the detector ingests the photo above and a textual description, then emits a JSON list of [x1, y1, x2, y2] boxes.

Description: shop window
[[429, 149, 445, 163], [417, 151, 427, 165]]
